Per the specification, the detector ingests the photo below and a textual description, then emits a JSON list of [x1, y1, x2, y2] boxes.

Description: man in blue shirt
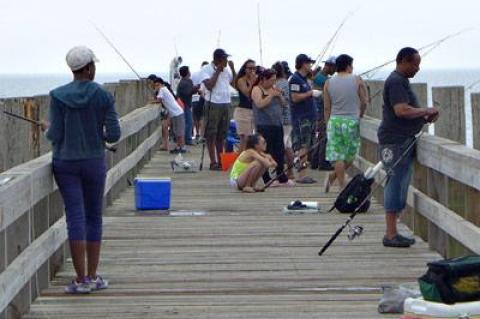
[[289, 54, 321, 184]]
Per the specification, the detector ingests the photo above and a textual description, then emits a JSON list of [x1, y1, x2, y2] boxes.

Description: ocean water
[[1, 68, 479, 145]]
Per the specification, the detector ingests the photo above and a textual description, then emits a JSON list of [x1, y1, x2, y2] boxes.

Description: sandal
[[296, 176, 317, 184]]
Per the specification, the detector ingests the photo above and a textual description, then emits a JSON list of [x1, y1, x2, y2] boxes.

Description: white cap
[[323, 56, 336, 65], [66, 46, 99, 71]]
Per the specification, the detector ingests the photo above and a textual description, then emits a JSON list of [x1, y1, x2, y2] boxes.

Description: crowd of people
[[148, 48, 368, 191], [39, 44, 439, 294]]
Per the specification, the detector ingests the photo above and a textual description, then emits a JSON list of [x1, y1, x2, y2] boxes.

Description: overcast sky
[[0, 0, 479, 75]]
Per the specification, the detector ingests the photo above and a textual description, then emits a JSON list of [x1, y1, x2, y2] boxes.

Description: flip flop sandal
[[296, 176, 317, 184]]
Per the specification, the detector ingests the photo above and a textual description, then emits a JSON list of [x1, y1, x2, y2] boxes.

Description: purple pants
[[53, 158, 106, 242]]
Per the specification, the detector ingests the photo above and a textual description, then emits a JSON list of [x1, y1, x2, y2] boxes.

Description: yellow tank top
[[230, 157, 250, 180]]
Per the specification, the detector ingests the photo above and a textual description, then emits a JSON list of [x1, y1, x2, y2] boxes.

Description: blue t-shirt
[[288, 71, 315, 122], [313, 72, 328, 89]]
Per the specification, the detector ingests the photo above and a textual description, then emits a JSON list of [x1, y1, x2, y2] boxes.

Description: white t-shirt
[[157, 87, 184, 117], [191, 71, 203, 103], [198, 63, 233, 104]]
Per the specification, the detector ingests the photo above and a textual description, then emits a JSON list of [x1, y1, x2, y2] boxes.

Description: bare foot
[[254, 187, 265, 192], [242, 186, 255, 193]]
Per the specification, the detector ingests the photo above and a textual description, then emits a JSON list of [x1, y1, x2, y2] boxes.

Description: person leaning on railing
[[40, 46, 121, 294], [377, 47, 439, 248]]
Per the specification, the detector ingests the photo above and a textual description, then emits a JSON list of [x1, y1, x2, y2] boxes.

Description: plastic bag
[[378, 284, 422, 314]]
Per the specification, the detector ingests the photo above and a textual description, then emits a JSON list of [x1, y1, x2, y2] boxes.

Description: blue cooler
[[134, 177, 171, 210]]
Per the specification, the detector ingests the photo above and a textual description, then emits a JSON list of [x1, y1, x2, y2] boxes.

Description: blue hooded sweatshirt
[[46, 80, 121, 160]]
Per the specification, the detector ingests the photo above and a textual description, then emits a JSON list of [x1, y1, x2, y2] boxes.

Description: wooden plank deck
[[25, 145, 440, 319]]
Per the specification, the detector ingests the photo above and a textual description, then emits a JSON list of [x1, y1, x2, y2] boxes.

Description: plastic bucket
[[220, 152, 238, 172]]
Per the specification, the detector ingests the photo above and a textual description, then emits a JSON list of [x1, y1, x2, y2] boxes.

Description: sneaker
[[209, 163, 222, 171], [65, 279, 91, 294], [382, 234, 412, 248], [169, 148, 180, 154], [397, 233, 416, 245], [89, 275, 109, 290]]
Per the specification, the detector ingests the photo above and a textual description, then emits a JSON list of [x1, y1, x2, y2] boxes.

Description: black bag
[[332, 174, 373, 213], [418, 255, 480, 304]]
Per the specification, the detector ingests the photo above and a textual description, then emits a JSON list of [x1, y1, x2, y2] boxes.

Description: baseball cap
[[147, 74, 158, 81], [295, 54, 316, 66], [66, 46, 99, 71], [213, 48, 230, 60], [323, 56, 337, 65]]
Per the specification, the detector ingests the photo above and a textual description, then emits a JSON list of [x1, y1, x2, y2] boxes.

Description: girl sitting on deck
[[229, 134, 277, 193]]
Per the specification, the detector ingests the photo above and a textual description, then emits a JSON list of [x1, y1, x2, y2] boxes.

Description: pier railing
[[356, 81, 480, 258], [0, 80, 161, 319]]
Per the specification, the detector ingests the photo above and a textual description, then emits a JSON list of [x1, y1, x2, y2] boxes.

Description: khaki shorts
[[204, 102, 230, 140], [283, 125, 293, 149], [171, 114, 185, 138], [233, 107, 254, 136]]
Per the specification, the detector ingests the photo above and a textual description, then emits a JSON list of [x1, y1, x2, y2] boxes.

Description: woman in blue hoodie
[[42, 46, 121, 294]]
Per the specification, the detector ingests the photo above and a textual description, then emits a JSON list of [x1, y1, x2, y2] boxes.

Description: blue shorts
[[382, 144, 414, 213]]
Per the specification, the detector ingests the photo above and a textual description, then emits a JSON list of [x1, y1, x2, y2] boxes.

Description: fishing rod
[[3, 110, 41, 125], [318, 129, 427, 256], [91, 22, 143, 80], [360, 28, 472, 78], [312, 9, 358, 70], [216, 29, 222, 48], [2, 110, 118, 153], [257, 2, 264, 66]]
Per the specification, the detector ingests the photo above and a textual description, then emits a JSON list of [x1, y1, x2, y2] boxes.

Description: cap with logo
[[295, 54, 316, 67], [66, 46, 99, 72], [213, 48, 230, 60], [323, 56, 337, 65]]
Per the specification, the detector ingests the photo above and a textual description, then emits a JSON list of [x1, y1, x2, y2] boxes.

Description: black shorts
[[192, 97, 205, 121]]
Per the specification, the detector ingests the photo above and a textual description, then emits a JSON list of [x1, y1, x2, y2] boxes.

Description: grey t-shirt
[[378, 71, 425, 144], [252, 88, 283, 127]]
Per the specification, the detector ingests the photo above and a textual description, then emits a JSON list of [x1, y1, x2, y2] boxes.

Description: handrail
[[0, 103, 161, 314]]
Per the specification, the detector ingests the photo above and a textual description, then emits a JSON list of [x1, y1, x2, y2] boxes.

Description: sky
[[0, 0, 479, 75]]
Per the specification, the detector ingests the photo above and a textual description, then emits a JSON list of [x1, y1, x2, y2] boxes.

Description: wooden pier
[[23, 146, 438, 319], [3, 78, 480, 318]]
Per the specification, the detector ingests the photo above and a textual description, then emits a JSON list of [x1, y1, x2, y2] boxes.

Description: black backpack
[[331, 174, 373, 213], [419, 255, 480, 304]]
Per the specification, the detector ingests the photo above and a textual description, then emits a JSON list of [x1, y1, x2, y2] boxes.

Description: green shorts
[[326, 116, 360, 162]]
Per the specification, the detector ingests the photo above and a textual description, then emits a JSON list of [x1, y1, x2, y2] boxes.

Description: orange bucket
[[220, 152, 238, 172]]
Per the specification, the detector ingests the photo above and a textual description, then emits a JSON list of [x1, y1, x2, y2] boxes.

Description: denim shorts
[[381, 143, 415, 213]]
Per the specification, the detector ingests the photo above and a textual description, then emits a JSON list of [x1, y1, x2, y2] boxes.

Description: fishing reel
[[293, 156, 309, 172], [347, 224, 364, 241]]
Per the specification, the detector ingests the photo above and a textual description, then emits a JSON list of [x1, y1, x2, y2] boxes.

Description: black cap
[[295, 54, 315, 67], [213, 48, 230, 60], [147, 74, 157, 81]]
